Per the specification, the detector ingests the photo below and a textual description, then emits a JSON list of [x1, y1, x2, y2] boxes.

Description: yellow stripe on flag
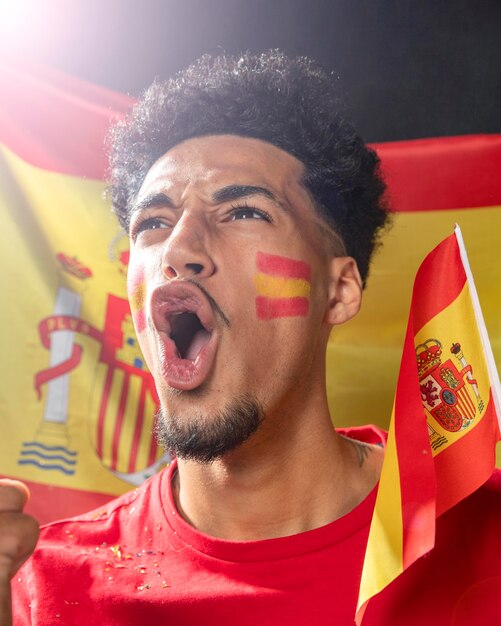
[[253, 273, 311, 298], [357, 414, 403, 619]]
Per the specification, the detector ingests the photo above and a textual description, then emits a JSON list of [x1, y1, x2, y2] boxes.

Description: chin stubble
[[154, 394, 264, 463]]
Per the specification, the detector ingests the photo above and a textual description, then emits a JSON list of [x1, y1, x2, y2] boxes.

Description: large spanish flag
[[1, 60, 500, 524], [0, 60, 168, 524], [356, 225, 501, 622]]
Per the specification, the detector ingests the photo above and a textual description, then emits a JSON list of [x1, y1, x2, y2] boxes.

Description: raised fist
[[0, 481, 39, 626]]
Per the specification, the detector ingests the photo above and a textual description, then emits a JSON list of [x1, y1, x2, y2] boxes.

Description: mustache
[[184, 278, 231, 329]]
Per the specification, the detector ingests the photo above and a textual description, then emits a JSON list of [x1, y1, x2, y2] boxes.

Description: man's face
[[127, 135, 353, 460]]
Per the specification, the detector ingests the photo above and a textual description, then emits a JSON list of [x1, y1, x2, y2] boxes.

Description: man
[[1, 51, 500, 625]]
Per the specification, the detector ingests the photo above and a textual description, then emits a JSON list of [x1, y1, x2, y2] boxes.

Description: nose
[[161, 210, 215, 279]]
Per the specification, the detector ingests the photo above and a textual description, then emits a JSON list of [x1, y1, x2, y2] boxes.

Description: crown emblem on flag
[[56, 253, 93, 280], [415, 338, 443, 378]]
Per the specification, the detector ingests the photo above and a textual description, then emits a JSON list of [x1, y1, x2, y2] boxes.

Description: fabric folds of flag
[[356, 225, 501, 623], [0, 60, 167, 524]]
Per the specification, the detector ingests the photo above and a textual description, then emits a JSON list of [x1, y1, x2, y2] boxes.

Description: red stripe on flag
[[256, 252, 311, 280], [256, 296, 309, 320], [412, 233, 467, 335], [457, 388, 475, 419], [96, 367, 114, 460], [147, 386, 160, 467], [373, 134, 501, 212], [111, 373, 130, 471], [3, 60, 501, 209], [128, 380, 147, 474], [0, 59, 133, 180], [435, 392, 499, 516], [395, 320, 437, 569]]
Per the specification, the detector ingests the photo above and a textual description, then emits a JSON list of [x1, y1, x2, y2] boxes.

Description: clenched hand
[[0, 481, 39, 626]]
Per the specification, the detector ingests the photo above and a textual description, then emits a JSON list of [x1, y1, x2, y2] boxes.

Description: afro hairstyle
[[109, 50, 390, 284]]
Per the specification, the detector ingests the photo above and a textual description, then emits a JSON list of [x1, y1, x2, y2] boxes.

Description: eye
[[131, 217, 170, 240], [226, 205, 272, 222]]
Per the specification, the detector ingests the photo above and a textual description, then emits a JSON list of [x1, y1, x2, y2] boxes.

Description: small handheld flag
[[356, 225, 501, 623]]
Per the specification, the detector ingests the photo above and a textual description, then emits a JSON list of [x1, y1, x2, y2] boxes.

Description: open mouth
[[169, 311, 212, 361], [150, 282, 221, 391]]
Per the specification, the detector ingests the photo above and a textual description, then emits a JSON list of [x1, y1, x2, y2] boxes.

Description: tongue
[[185, 329, 212, 360]]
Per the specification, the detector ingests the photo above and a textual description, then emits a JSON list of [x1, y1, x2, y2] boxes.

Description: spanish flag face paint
[[127, 265, 147, 333], [254, 252, 312, 320]]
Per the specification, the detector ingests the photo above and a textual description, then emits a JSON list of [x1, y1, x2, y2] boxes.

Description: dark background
[[1, 0, 500, 142]]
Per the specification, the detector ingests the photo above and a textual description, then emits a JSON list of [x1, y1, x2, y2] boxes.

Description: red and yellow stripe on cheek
[[127, 266, 147, 333], [254, 252, 311, 320]]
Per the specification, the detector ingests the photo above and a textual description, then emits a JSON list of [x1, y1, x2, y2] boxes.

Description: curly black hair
[[109, 50, 389, 284]]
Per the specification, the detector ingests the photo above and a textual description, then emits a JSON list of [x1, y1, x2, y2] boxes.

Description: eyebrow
[[131, 184, 286, 218], [131, 192, 175, 215], [211, 184, 282, 207]]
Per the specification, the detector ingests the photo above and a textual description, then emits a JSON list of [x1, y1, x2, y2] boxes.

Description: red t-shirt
[[12, 426, 501, 625]]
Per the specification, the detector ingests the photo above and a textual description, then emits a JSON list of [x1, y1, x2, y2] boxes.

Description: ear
[[325, 256, 363, 326]]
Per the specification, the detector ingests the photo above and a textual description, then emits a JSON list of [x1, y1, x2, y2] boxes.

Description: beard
[[154, 394, 264, 463]]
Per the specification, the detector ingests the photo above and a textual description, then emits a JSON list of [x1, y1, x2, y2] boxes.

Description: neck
[[171, 395, 383, 541]]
